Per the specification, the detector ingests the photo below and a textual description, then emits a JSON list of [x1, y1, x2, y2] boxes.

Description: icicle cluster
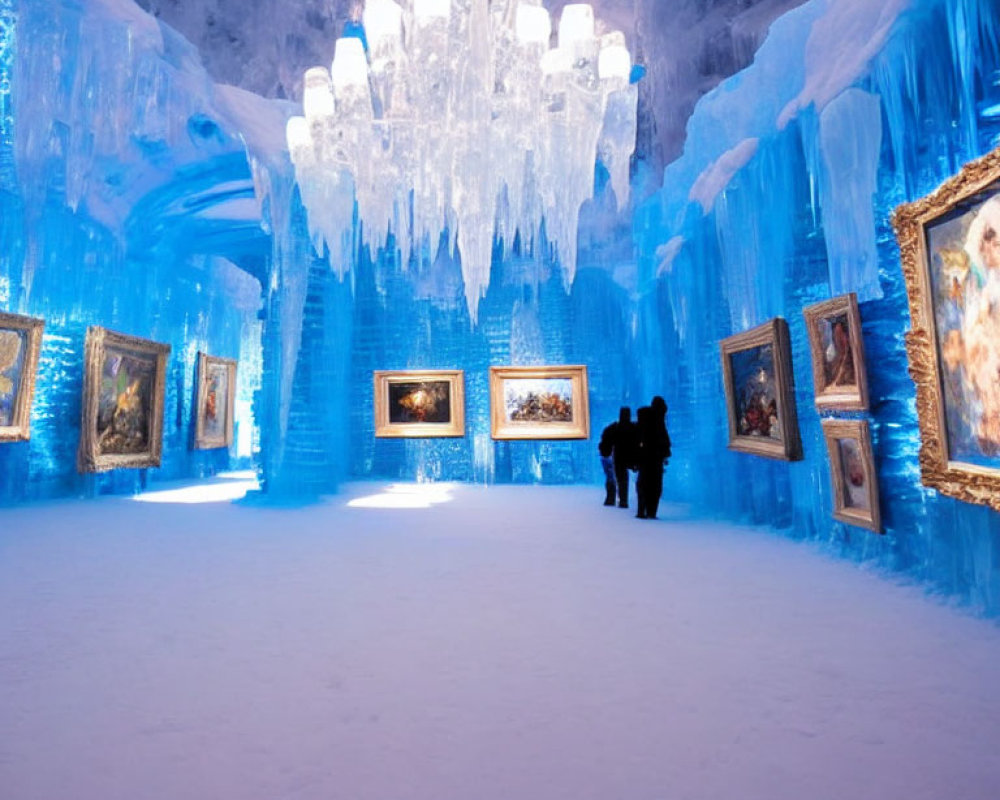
[[286, 0, 637, 319]]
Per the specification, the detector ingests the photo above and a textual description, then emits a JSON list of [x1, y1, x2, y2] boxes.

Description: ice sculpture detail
[[286, 1, 638, 320]]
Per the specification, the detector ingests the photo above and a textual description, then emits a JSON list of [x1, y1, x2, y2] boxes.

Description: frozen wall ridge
[[689, 138, 760, 214]]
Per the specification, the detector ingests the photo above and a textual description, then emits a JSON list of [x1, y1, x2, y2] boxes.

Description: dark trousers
[[636, 462, 664, 518], [613, 459, 630, 506]]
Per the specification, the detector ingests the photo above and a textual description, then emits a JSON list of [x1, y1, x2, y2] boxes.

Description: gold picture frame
[[489, 365, 589, 440], [892, 146, 1000, 511], [822, 418, 882, 533], [78, 326, 170, 473], [720, 317, 802, 460], [194, 353, 237, 450], [373, 369, 465, 438], [0, 312, 44, 443], [803, 293, 869, 411]]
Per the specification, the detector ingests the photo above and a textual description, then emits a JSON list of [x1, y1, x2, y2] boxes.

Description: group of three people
[[598, 397, 671, 519]]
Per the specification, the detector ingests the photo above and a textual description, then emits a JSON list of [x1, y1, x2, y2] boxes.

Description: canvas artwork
[[893, 146, 1000, 510], [194, 353, 237, 449], [0, 312, 44, 442], [720, 318, 802, 460], [803, 294, 869, 410], [489, 365, 589, 440], [78, 327, 170, 472], [373, 370, 465, 437], [822, 419, 881, 533]]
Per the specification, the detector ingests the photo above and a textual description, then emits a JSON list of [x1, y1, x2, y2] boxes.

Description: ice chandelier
[[285, 0, 638, 319]]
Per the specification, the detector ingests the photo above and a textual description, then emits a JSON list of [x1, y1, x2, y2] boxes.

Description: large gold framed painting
[[78, 327, 170, 472], [893, 147, 1000, 511], [373, 369, 465, 438], [489, 365, 589, 440]]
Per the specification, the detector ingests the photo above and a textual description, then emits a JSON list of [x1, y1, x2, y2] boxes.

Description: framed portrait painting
[[373, 370, 465, 438], [720, 318, 802, 461], [489, 365, 589, 440], [0, 312, 44, 442], [78, 327, 170, 472], [822, 419, 881, 533], [893, 146, 1000, 511], [194, 353, 237, 449], [803, 293, 869, 411]]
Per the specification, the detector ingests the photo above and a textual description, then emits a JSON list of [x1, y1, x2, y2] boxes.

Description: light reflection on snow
[[347, 483, 455, 509], [131, 471, 258, 504]]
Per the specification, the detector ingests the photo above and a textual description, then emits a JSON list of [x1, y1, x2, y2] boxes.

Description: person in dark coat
[[598, 406, 638, 507], [635, 397, 671, 519], [598, 421, 617, 506]]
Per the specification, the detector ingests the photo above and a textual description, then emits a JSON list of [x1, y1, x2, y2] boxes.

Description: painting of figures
[[0, 312, 44, 442], [822, 419, 881, 533], [195, 353, 237, 449], [803, 294, 869, 411], [374, 370, 464, 437], [893, 146, 1000, 510], [78, 327, 170, 472], [720, 318, 802, 460], [489, 366, 589, 440]]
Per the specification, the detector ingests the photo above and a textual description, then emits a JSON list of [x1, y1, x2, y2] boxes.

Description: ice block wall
[[628, 0, 1000, 613], [0, 0, 264, 504]]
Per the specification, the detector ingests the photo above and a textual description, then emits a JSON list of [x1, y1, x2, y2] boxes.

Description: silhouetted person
[[598, 406, 638, 507], [598, 421, 616, 506], [635, 397, 671, 519]]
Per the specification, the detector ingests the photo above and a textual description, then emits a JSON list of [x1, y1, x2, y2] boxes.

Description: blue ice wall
[[0, 1, 264, 504], [629, 0, 1000, 613]]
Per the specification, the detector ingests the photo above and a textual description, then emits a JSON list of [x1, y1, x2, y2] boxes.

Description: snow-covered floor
[[2, 481, 1000, 800]]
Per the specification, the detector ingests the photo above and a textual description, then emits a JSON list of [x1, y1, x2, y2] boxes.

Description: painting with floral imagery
[[720, 318, 801, 461], [78, 327, 170, 472], [489, 366, 589, 440], [195, 353, 237, 449], [893, 146, 1000, 510], [374, 370, 465, 437], [0, 312, 44, 442]]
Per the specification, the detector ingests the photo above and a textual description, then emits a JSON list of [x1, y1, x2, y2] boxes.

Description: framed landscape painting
[[0, 312, 44, 442], [893, 146, 1000, 511], [822, 419, 881, 533], [373, 369, 465, 438], [803, 293, 869, 411], [489, 365, 589, 440], [720, 318, 802, 460], [78, 327, 170, 472], [194, 353, 237, 449]]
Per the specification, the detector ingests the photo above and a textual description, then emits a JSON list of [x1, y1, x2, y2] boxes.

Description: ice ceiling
[[134, 0, 810, 170]]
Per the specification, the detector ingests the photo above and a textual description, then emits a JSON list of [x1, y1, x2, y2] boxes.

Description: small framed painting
[[822, 418, 881, 533], [373, 370, 465, 438], [78, 326, 170, 472], [194, 353, 237, 449], [720, 317, 802, 460], [0, 312, 44, 442], [893, 145, 1000, 511], [803, 293, 869, 411], [489, 365, 589, 440]]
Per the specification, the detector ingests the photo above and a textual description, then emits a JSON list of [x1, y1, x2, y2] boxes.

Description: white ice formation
[[286, 0, 638, 320]]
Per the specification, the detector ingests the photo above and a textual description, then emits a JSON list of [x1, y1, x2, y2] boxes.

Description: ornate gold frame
[[822, 418, 882, 533], [0, 312, 44, 443], [892, 147, 1000, 511], [720, 317, 802, 461], [78, 326, 171, 473], [803, 293, 869, 411], [194, 352, 237, 450], [489, 365, 589, 440], [373, 369, 465, 438]]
